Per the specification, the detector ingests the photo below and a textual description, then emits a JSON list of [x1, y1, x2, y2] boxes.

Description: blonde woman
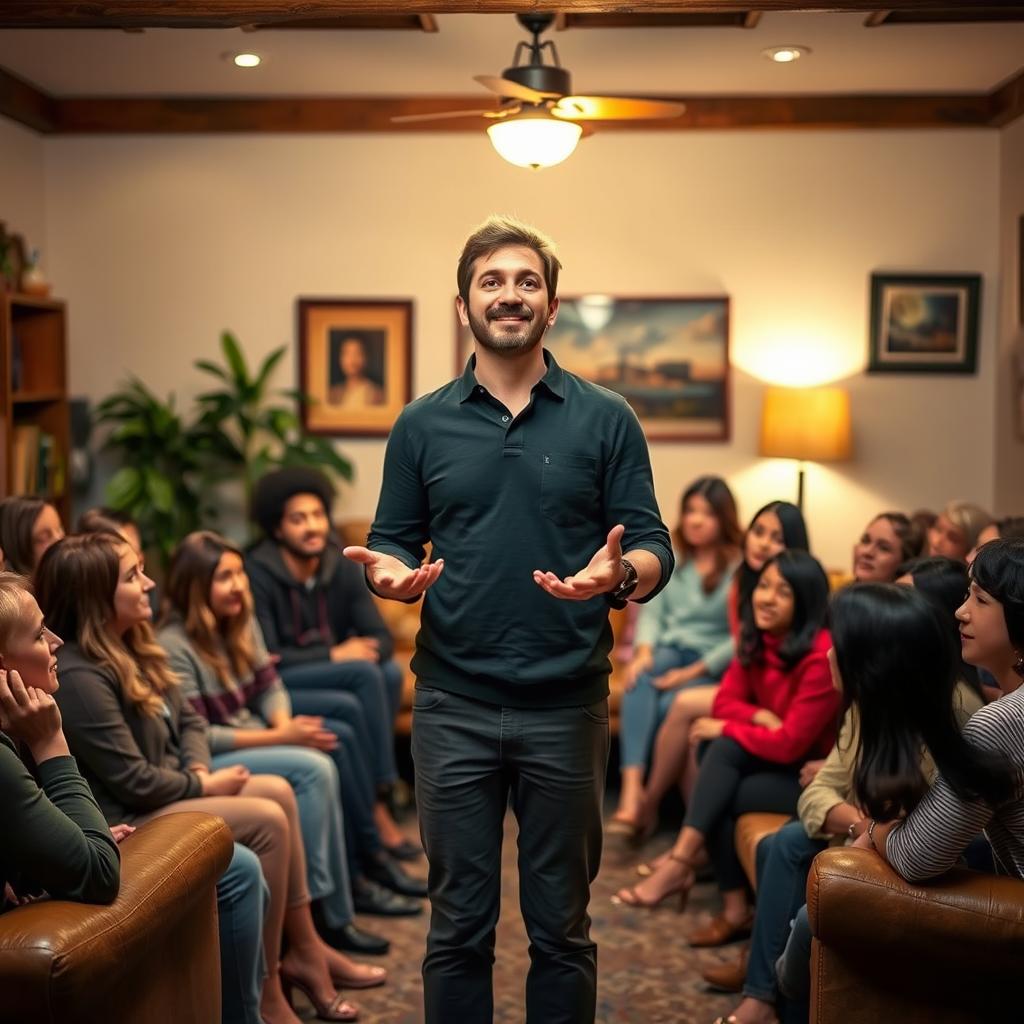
[[36, 533, 360, 1024], [927, 500, 993, 563]]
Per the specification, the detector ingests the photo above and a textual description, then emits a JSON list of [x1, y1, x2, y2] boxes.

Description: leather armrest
[[807, 847, 1024, 971], [0, 812, 233, 1021]]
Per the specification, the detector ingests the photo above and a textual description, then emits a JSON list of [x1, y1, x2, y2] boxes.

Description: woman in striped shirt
[[859, 536, 1024, 879]]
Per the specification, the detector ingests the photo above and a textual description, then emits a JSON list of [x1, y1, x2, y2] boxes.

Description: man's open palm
[[532, 524, 625, 602], [343, 546, 444, 600]]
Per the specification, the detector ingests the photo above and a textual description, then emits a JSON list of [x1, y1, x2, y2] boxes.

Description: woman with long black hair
[[614, 550, 839, 949]]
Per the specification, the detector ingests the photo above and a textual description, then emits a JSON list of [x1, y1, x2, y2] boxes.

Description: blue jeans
[[412, 687, 609, 1024], [213, 745, 355, 929], [776, 903, 813, 1024], [282, 658, 400, 787], [618, 645, 715, 769], [744, 821, 827, 1004], [218, 842, 270, 1024]]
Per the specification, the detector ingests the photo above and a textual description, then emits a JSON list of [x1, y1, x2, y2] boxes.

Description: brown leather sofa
[[0, 811, 233, 1024], [337, 519, 632, 734], [806, 847, 1024, 1023]]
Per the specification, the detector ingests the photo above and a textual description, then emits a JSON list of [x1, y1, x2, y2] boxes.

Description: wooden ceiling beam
[[2, 1, 1023, 29], [989, 65, 1024, 126], [50, 92, 995, 133], [0, 64, 57, 132]]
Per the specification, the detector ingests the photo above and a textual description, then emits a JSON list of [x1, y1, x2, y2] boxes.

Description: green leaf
[[253, 346, 286, 396], [106, 466, 144, 508], [221, 331, 250, 387], [145, 471, 175, 513], [194, 359, 230, 381]]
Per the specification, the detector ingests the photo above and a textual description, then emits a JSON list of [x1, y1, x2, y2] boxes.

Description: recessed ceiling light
[[233, 52, 262, 68], [763, 46, 810, 64]]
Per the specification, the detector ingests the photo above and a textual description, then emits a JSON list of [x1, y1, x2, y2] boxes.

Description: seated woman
[[0, 496, 65, 575], [0, 571, 120, 913], [77, 506, 144, 557], [630, 501, 809, 840], [707, 559, 985, 1024], [926, 500, 993, 563], [850, 511, 922, 583], [160, 530, 396, 954], [968, 514, 1024, 563], [862, 536, 1024, 879], [36, 533, 362, 1024], [610, 475, 742, 835], [614, 551, 839, 949]]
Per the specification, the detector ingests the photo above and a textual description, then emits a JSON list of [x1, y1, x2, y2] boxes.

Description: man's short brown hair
[[456, 215, 562, 303]]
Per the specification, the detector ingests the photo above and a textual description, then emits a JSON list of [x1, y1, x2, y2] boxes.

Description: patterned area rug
[[302, 814, 743, 1024]]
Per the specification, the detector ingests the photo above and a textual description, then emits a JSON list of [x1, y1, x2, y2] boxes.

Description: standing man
[[344, 215, 673, 1024]]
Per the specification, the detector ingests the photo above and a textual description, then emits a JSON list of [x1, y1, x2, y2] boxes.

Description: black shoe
[[331, 922, 392, 956], [352, 877, 423, 917], [365, 851, 429, 898], [311, 901, 392, 955]]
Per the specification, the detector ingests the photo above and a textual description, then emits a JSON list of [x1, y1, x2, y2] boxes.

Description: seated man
[[246, 467, 420, 862]]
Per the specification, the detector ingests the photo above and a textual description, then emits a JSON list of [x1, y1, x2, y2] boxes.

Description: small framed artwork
[[455, 296, 730, 441], [868, 273, 981, 374], [298, 298, 413, 436]]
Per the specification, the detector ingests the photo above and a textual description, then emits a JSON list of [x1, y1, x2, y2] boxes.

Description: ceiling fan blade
[[473, 74, 555, 104], [391, 108, 498, 124], [552, 96, 686, 121]]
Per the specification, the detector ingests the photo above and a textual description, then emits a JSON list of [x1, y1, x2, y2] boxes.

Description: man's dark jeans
[[411, 685, 610, 1024]]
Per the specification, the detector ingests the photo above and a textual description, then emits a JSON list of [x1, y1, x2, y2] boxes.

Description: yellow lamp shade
[[759, 386, 852, 463]]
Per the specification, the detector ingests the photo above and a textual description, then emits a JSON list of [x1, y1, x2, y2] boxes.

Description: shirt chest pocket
[[540, 452, 600, 528]]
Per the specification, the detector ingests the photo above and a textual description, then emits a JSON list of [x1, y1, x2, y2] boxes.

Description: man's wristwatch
[[607, 557, 639, 609]]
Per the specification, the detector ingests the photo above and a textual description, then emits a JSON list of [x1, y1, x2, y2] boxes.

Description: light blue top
[[634, 557, 737, 676]]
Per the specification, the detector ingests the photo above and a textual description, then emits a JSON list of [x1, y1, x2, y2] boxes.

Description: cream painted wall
[[0, 116, 46, 270], [38, 128, 1001, 568], [994, 115, 1024, 516]]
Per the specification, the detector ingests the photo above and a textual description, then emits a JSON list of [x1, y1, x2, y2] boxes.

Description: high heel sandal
[[280, 969, 359, 1022], [328, 960, 387, 990], [611, 851, 695, 911]]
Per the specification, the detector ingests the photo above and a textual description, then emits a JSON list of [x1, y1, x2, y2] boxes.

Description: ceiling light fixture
[[487, 109, 582, 170], [232, 52, 262, 68], [763, 45, 810, 64]]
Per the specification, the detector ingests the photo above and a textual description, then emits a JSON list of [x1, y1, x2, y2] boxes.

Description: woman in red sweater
[[614, 550, 839, 947]]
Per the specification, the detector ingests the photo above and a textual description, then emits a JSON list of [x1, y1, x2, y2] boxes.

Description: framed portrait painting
[[298, 298, 413, 436], [868, 273, 981, 374], [455, 295, 730, 441]]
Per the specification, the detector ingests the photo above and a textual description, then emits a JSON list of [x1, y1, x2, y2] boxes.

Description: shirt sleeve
[[798, 709, 858, 839], [884, 774, 995, 881], [251, 621, 292, 723], [2, 739, 120, 904], [604, 401, 674, 602], [634, 587, 668, 649], [55, 665, 202, 812], [721, 649, 838, 763], [711, 658, 760, 723], [367, 411, 430, 571], [702, 633, 737, 678], [176, 693, 212, 771], [885, 708, 1004, 881]]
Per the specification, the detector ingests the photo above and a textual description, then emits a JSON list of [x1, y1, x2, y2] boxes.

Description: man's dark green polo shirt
[[367, 350, 674, 708]]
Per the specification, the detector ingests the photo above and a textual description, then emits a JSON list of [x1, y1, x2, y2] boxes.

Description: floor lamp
[[758, 385, 852, 511]]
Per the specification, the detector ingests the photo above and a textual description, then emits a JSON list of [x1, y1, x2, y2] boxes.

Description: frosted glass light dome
[[487, 113, 582, 169]]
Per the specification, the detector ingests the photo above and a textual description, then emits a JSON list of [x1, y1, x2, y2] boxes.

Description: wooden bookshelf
[[0, 292, 71, 526]]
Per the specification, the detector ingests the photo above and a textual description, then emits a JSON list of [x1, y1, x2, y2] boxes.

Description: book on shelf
[[11, 424, 64, 498]]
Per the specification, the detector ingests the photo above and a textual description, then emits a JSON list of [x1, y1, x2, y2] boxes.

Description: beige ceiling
[[0, 12, 1021, 99]]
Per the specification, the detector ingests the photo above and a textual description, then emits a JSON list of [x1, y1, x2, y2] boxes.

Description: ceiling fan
[[392, 13, 686, 168]]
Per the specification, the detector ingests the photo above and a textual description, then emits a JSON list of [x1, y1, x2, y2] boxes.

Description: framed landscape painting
[[868, 273, 981, 374], [298, 298, 413, 437], [456, 295, 730, 441]]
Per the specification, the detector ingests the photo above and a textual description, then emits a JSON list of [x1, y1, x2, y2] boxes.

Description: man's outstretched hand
[[532, 524, 625, 602], [343, 546, 444, 601]]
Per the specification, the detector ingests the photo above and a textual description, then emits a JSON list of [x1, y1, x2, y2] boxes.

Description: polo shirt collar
[[457, 348, 566, 403]]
